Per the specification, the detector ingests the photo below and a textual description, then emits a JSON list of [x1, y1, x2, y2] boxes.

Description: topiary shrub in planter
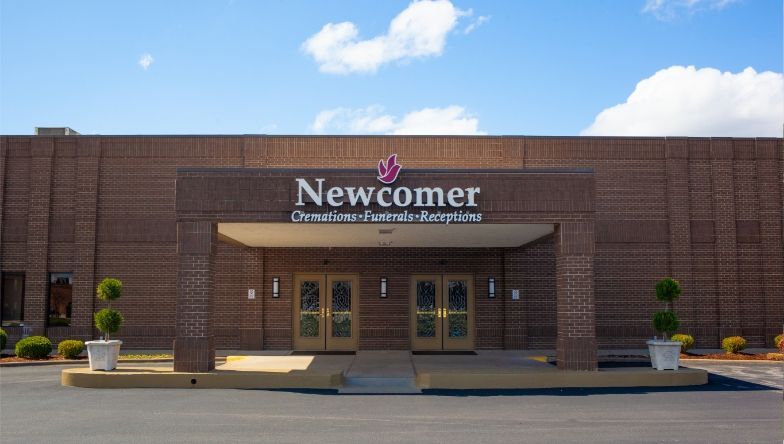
[[58, 339, 85, 359], [0, 328, 7, 351], [671, 333, 694, 353], [86, 277, 125, 370], [15, 336, 53, 359], [721, 336, 747, 354], [774, 334, 783, 350], [647, 277, 683, 371]]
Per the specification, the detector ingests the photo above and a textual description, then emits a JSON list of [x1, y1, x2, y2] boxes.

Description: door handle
[[327, 307, 331, 317], [320, 308, 325, 318]]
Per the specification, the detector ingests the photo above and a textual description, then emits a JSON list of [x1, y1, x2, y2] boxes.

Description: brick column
[[711, 140, 740, 339], [72, 138, 101, 340], [24, 138, 54, 335], [173, 221, 216, 372], [665, 139, 694, 326], [555, 221, 597, 371]]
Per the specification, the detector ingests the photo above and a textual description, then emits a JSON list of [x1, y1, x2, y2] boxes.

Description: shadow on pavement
[[255, 372, 779, 396]]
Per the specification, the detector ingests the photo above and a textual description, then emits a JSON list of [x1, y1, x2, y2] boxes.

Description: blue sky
[[1, 0, 781, 136]]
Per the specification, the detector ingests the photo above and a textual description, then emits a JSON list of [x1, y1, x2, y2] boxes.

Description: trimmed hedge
[[775, 334, 783, 350], [653, 311, 679, 337], [95, 308, 123, 339], [655, 278, 682, 303], [721, 336, 747, 354], [0, 328, 7, 351], [15, 336, 52, 359], [671, 333, 694, 353], [58, 340, 85, 359], [97, 278, 122, 302]]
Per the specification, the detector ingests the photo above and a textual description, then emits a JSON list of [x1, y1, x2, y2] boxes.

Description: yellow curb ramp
[[416, 367, 708, 390], [62, 367, 342, 389]]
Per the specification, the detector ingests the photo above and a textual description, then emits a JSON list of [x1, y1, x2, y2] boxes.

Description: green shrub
[[652, 311, 679, 337], [652, 278, 682, 340], [655, 278, 682, 303], [57, 340, 84, 359], [721, 336, 747, 354], [0, 328, 7, 351], [775, 334, 783, 349], [15, 336, 52, 359], [97, 278, 122, 302], [671, 333, 694, 353], [94, 308, 123, 340]]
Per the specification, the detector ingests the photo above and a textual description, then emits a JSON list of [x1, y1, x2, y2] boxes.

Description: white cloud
[[138, 53, 154, 70], [311, 105, 485, 135], [464, 15, 490, 34], [642, 0, 740, 20], [581, 66, 784, 137], [302, 0, 472, 74]]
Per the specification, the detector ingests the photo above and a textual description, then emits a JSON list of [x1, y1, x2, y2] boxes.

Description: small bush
[[655, 278, 682, 303], [57, 340, 84, 359], [0, 328, 7, 350], [97, 278, 123, 302], [15, 336, 52, 359], [653, 311, 680, 337], [671, 333, 695, 353], [94, 308, 123, 340], [721, 336, 747, 354], [775, 334, 783, 350]]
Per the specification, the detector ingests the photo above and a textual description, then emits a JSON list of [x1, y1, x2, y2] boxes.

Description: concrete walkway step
[[338, 376, 422, 394]]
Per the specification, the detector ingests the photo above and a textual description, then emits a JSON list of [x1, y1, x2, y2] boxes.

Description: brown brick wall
[[1, 135, 782, 352]]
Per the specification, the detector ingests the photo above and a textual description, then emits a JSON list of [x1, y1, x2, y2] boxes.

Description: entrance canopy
[[174, 166, 598, 373], [218, 223, 554, 248]]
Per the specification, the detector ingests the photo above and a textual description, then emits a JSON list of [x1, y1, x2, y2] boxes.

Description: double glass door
[[293, 274, 359, 351], [410, 275, 474, 350]]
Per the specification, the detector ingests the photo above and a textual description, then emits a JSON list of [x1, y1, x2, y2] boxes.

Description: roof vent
[[34, 127, 80, 136]]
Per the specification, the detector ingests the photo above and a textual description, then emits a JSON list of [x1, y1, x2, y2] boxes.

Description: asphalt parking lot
[[0, 362, 781, 444]]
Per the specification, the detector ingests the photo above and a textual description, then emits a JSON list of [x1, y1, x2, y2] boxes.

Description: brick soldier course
[[0, 134, 782, 372]]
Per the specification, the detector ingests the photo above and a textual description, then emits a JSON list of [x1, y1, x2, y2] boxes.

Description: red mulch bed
[[680, 352, 781, 361], [0, 354, 86, 363]]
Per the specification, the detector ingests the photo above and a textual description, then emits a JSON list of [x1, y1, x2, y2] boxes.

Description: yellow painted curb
[[416, 368, 708, 389], [528, 356, 548, 363], [62, 367, 342, 389], [226, 356, 248, 362]]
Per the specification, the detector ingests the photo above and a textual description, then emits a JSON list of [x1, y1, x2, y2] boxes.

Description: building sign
[[291, 154, 482, 224]]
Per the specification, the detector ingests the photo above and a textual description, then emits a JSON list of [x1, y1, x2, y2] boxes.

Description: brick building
[[1, 132, 782, 371]]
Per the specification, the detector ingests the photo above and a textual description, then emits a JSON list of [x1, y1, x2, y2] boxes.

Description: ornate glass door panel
[[442, 275, 474, 350], [410, 274, 474, 350], [326, 275, 359, 350], [293, 274, 325, 350], [410, 275, 442, 350]]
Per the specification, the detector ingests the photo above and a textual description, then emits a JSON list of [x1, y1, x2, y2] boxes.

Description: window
[[48, 273, 73, 327], [1, 273, 25, 327]]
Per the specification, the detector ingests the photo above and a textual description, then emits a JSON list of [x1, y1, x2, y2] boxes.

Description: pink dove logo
[[377, 154, 401, 184]]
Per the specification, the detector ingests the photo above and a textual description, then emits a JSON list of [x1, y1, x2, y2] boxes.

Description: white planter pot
[[647, 340, 681, 371], [85, 340, 122, 371]]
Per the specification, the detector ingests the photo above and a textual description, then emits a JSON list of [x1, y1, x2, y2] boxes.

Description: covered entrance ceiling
[[218, 223, 554, 248]]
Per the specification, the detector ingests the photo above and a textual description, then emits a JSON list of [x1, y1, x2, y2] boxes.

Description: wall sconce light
[[488, 277, 496, 299], [380, 277, 388, 298], [272, 277, 280, 298]]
